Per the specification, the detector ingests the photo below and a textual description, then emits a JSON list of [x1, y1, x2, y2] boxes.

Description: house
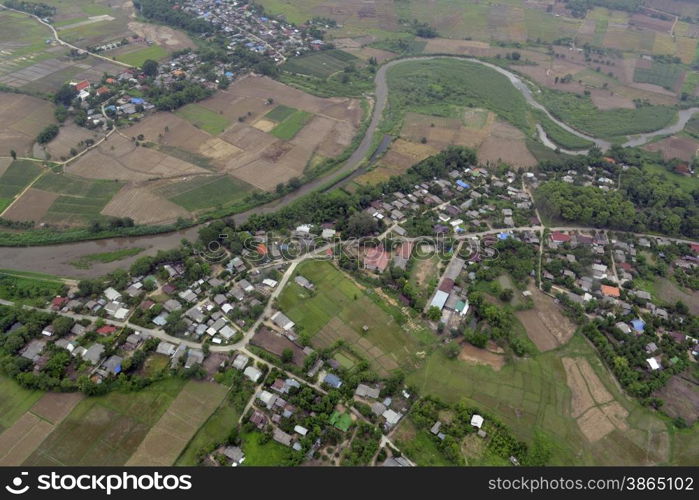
[[156, 341, 177, 357], [550, 232, 571, 244], [354, 383, 380, 399], [393, 241, 414, 270], [382, 409, 402, 427], [631, 318, 645, 333], [615, 322, 632, 335], [294, 425, 308, 436], [271, 311, 295, 331], [646, 357, 661, 371], [222, 446, 245, 466], [363, 246, 389, 273], [73, 80, 90, 92], [383, 456, 412, 467], [21, 340, 45, 361], [258, 390, 277, 408], [273, 428, 293, 447], [471, 414, 484, 428], [323, 373, 342, 388], [163, 299, 182, 312], [430, 421, 442, 435], [600, 285, 620, 298], [83, 343, 105, 365], [96, 325, 117, 336], [185, 349, 205, 369], [294, 276, 314, 290], [104, 287, 121, 301], [430, 290, 450, 311], [41, 325, 54, 337], [244, 365, 263, 383], [232, 354, 249, 370], [102, 355, 123, 375]]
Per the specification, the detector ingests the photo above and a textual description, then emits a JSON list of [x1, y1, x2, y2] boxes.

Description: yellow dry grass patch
[[198, 137, 243, 160], [252, 118, 276, 132]]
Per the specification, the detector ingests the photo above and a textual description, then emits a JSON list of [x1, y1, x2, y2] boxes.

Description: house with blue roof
[[130, 97, 144, 105], [323, 373, 342, 388], [456, 180, 470, 189], [631, 318, 645, 332]]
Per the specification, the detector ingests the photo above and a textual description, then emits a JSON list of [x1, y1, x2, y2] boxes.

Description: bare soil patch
[[127, 21, 195, 51], [516, 285, 575, 351], [101, 184, 192, 225], [644, 135, 699, 162], [458, 342, 505, 371], [652, 374, 698, 424], [29, 392, 83, 425], [477, 121, 536, 168], [0, 92, 56, 156], [3, 188, 57, 222], [590, 91, 636, 110], [44, 123, 102, 161]]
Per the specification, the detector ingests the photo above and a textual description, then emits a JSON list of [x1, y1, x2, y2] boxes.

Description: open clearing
[[406, 333, 672, 465], [278, 260, 434, 375], [0, 92, 56, 156], [516, 285, 575, 351], [644, 135, 699, 162], [652, 374, 698, 425], [24, 378, 186, 466], [126, 381, 228, 466], [458, 342, 505, 371]]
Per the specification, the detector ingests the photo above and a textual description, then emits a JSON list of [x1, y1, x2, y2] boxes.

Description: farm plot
[[477, 121, 537, 168], [126, 381, 228, 466], [29, 173, 123, 226], [153, 174, 256, 212], [516, 285, 576, 352], [24, 378, 186, 466], [406, 334, 673, 465], [278, 260, 433, 375], [114, 45, 168, 67], [270, 109, 314, 140], [0, 392, 83, 466], [652, 374, 698, 425], [2, 188, 58, 222], [282, 49, 359, 78], [100, 184, 191, 225], [0, 92, 56, 156], [633, 60, 684, 92], [644, 135, 699, 162], [0, 160, 42, 205], [0, 376, 43, 434], [42, 123, 102, 161], [175, 103, 231, 135]]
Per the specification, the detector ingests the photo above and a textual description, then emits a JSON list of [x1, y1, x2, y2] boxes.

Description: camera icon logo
[[5, 472, 29, 495]]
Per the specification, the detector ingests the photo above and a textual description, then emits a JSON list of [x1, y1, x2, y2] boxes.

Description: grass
[[241, 431, 294, 466], [32, 173, 123, 225], [270, 109, 313, 140], [278, 260, 434, 372], [642, 162, 699, 193], [283, 49, 359, 78], [175, 104, 231, 135], [265, 104, 297, 122], [681, 70, 699, 96], [0, 376, 43, 433], [0, 160, 42, 199], [394, 419, 454, 466], [115, 45, 169, 67], [539, 87, 677, 138], [405, 332, 678, 465], [0, 269, 64, 282], [0, 272, 65, 305], [175, 400, 239, 466], [70, 247, 144, 269], [526, 138, 571, 162], [536, 112, 594, 150], [385, 59, 533, 135], [633, 61, 684, 91], [154, 175, 256, 212], [24, 378, 186, 466]]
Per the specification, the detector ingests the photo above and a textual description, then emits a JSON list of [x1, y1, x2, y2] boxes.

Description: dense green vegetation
[[133, 0, 210, 33], [3, 0, 55, 17], [535, 111, 594, 150], [282, 49, 359, 78], [385, 59, 532, 133], [633, 61, 684, 92], [270, 109, 313, 140], [539, 88, 676, 138], [536, 149, 699, 238], [0, 272, 66, 305]]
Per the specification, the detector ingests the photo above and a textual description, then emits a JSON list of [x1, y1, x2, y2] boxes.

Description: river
[[1, 56, 696, 277]]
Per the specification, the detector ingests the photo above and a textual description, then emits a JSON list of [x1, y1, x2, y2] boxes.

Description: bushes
[[36, 124, 59, 144]]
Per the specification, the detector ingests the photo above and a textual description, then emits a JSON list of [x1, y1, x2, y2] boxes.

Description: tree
[[54, 84, 77, 106], [51, 316, 74, 337], [10, 150, 16, 160], [142, 59, 159, 77], [427, 306, 441, 321], [36, 124, 59, 144], [499, 288, 514, 302], [281, 348, 293, 363]]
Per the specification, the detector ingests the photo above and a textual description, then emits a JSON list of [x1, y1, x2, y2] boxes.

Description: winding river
[[1, 56, 697, 277]]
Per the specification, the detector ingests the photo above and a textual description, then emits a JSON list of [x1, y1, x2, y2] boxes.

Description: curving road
[[2, 56, 698, 275]]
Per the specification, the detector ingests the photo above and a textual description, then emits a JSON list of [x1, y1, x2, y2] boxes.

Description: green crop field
[[270, 109, 313, 140], [24, 378, 186, 466], [0, 161, 42, 199], [175, 104, 231, 135], [283, 49, 359, 78], [539, 88, 677, 138], [32, 173, 123, 225], [265, 104, 297, 122], [116, 45, 169, 67], [385, 59, 532, 134], [155, 175, 256, 212], [406, 333, 679, 465], [633, 61, 684, 91], [278, 260, 434, 373], [0, 376, 43, 433]]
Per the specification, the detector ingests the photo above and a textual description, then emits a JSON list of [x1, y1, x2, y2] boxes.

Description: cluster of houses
[[543, 230, 699, 372], [181, 0, 320, 62]]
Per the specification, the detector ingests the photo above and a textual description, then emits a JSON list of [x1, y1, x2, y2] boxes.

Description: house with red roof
[[96, 325, 118, 335], [550, 231, 571, 243], [600, 285, 620, 298], [74, 80, 90, 91], [691, 243, 699, 253], [363, 246, 389, 273]]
